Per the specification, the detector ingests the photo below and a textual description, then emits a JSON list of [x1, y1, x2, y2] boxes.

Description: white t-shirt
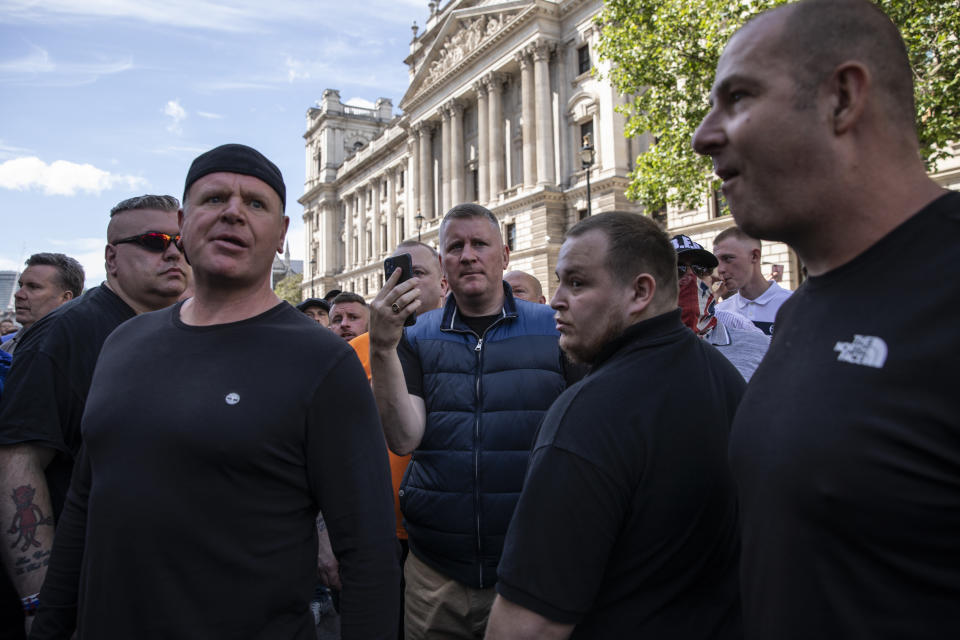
[[717, 281, 792, 335]]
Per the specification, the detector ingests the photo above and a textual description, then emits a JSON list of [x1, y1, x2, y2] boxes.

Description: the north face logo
[[833, 335, 887, 369]]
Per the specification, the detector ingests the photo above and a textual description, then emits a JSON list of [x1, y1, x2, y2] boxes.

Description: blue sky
[[0, 0, 424, 289]]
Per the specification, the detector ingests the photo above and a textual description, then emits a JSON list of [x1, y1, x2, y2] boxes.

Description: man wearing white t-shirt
[[713, 227, 791, 335]]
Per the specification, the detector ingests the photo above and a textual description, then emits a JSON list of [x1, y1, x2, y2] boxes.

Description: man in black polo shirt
[[486, 212, 744, 639]]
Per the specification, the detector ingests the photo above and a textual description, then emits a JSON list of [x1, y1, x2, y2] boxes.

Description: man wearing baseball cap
[[32, 144, 399, 639], [298, 297, 331, 327], [672, 234, 769, 381]]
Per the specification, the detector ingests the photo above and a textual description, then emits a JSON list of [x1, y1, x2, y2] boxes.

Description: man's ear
[[828, 61, 870, 135], [61, 290, 74, 303], [277, 216, 290, 254], [502, 243, 510, 270], [627, 273, 657, 317], [105, 244, 118, 278], [751, 247, 761, 264]]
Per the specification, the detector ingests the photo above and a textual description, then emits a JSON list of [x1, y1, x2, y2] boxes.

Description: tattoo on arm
[[7, 485, 54, 552], [316, 512, 326, 532]]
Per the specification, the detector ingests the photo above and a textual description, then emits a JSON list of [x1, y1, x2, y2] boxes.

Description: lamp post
[[579, 134, 595, 217], [415, 210, 425, 242]]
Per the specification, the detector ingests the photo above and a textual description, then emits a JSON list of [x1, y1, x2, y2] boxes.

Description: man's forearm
[[369, 347, 425, 455], [0, 444, 56, 598], [484, 595, 574, 640]]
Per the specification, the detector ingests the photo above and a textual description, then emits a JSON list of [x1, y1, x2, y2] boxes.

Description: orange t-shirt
[[349, 332, 410, 540]]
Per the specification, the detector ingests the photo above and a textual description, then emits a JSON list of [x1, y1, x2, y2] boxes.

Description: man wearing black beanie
[[33, 144, 400, 640]]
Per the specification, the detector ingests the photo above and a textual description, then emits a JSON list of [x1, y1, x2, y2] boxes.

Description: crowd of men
[[0, 0, 957, 638]]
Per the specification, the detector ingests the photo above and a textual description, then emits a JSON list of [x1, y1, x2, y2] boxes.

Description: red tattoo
[[7, 485, 53, 552]]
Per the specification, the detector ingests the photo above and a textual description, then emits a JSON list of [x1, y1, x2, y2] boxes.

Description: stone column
[[407, 135, 417, 240], [473, 80, 489, 204], [357, 189, 368, 264], [440, 107, 451, 215], [448, 99, 464, 207], [516, 47, 536, 188], [417, 121, 435, 219], [344, 194, 354, 269], [322, 203, 336, 274], [533, 40, 555, 185], [387, 167, 397, 250], [487, 72, 506, 200], [371, 179, 382, 258]]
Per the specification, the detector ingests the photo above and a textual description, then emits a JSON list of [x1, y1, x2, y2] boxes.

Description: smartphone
[[384, 253, 417, 326]]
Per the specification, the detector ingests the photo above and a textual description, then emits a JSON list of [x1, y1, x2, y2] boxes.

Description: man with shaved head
[[694, 1, 960, 637], [503, 271, 545, 304], [0, 195, 188, 636], [31, 145, 399, 639]]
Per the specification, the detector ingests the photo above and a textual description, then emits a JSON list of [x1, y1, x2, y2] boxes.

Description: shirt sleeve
[[305, 350, 401, 640], [397, 333, 424, 398], [496, 444, 629, 624], [30, 445, 91, 639], [0, 346, 74, 454]]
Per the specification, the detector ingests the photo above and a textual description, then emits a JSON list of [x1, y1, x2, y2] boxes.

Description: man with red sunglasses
[[32, 144, 399, 639], [0, 194, 188, 637]]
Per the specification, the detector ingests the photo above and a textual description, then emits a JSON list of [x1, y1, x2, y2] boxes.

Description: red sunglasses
[[113, 232, 183, 253]]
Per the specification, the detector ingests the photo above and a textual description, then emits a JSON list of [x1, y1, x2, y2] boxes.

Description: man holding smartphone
[[369, 203, 575, 639]]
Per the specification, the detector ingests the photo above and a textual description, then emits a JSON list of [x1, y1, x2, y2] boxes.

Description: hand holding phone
[[384, 253, 417, 326]]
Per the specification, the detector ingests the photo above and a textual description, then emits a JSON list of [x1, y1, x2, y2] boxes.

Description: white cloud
[[0, 44, 132, 86], [164, 99, 187, 134], [0, 157, 147, 196], [0, 140, 32, 161], [196, 111, 222, 119]]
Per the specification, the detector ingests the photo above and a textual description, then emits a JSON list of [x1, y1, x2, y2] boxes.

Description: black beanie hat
[[183, 143, 286, 210]]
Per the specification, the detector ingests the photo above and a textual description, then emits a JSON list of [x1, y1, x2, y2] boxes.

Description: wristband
[[21, 592, 40, 615]]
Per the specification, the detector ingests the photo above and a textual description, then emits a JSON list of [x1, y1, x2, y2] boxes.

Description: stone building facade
[[300, 0, 958, 300], [300, 0, 650, 301]]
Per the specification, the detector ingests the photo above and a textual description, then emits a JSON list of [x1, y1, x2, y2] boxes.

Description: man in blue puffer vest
[[370, 203, 577, 639]]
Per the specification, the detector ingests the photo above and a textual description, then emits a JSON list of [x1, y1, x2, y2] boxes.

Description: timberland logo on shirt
[[225, 392, 240, 405], [833, 335, 887, 369]]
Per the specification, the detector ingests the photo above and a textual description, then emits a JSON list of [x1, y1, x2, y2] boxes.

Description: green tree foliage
[[274, 273, 303, 306], [595, 0, 960, 211]]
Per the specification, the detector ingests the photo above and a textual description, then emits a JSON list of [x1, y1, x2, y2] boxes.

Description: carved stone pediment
[[427, 12, 513, 83], [401, 1, 534, 111]]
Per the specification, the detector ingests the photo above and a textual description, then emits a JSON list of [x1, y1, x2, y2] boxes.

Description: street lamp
[[415, 210, 425, 242], [579, 134, 595, 217]]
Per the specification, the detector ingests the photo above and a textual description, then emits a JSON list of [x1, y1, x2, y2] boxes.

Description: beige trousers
[[403, 552, 497, 640]]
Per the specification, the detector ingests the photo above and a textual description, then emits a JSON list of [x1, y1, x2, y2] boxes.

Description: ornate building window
[[577, 44, 590, 75], [506, 222, 516, 251]]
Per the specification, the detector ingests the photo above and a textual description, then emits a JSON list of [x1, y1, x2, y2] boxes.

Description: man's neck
[[105, 279, 177, 315], [455, 291, 505, 317], [795, 168, 946, 276], [180, 282, 280, 326], [738, 275, 772, 302]]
